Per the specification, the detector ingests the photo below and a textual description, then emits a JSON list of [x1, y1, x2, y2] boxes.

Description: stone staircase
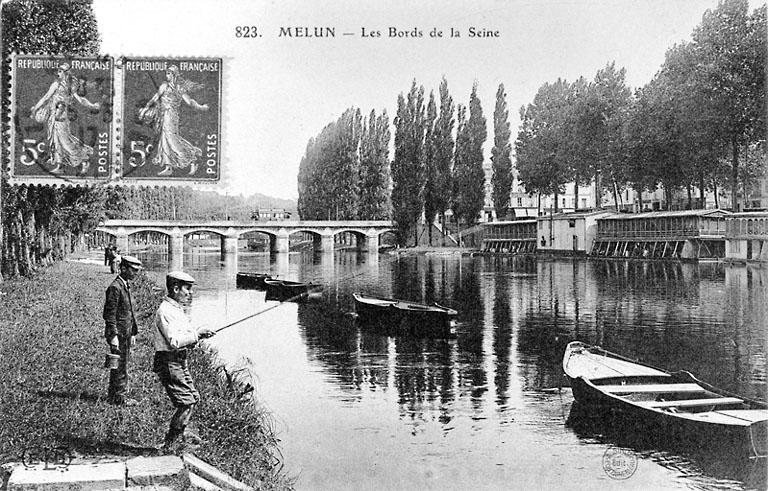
[[1, 453, 254, 491]]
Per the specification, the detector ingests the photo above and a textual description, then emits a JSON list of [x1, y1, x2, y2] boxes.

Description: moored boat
[[563, 341, 768, 458], [352, 293, 457, 337], [264, 278, 322, 302], [236, 272, 273, 289]]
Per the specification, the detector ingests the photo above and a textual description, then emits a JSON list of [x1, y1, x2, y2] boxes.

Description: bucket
[[104, 353, 120, 370]]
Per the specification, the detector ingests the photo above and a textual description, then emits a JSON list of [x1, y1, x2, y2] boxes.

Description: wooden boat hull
[[236, 272, 272, 289], [353, 293, 457, 337], [563, 341, 768, 458]]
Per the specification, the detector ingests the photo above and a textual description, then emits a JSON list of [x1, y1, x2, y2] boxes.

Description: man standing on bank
[[153, 271, 215, 452], [103, 255, 143, 406]]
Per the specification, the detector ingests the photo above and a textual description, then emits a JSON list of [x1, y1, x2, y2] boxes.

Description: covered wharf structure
[[480, 219, 537, 253], [725, 212, 768, 262], [590, 209, 730, 259]]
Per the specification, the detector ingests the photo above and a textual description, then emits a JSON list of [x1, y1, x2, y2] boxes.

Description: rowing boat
[[235, 272, 273, 289], [352, 293, 457, 337], [563, 341, 768, 458], [264, 278, 321, 302]]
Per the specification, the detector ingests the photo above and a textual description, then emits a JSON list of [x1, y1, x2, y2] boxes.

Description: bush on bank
[[0, 261, 291, 489]]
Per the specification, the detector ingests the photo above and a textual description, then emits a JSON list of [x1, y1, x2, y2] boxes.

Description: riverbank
[[0, 261, 291, 489]]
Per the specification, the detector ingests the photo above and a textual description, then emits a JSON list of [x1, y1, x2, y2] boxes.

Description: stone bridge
[[95, 219, 396, 255]]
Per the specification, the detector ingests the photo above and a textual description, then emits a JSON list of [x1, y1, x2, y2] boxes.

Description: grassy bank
[[0, 261, 291, 489]]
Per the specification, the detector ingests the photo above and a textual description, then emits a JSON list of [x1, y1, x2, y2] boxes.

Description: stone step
[[183, 454, 255, 491], [189, 470, 224, 490], [126, 455, 189, 488], [6, 461, 125, 490], [4, 453, 244, 490]]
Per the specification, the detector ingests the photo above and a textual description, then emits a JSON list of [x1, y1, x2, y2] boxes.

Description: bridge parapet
[[96, 219, 396, 257]]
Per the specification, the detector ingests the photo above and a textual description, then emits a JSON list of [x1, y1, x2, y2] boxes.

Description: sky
[[93, 0, 746, 200]]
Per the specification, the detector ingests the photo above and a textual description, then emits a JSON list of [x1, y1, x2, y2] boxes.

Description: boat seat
[[600, 383, 704, 394], [641, 397, 743, 409]]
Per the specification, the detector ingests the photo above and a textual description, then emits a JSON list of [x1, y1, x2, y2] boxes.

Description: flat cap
[[121, 255, 143, 269], [167, 271, 195, 284]]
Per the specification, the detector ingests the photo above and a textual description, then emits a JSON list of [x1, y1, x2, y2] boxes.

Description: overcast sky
[[93, 0, 749, 200]]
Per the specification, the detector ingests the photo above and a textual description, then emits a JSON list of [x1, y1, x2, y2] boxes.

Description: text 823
[[235, 26, 260, 38]]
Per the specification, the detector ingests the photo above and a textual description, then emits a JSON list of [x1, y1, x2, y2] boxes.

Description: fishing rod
[[212, 285, 324, 333]]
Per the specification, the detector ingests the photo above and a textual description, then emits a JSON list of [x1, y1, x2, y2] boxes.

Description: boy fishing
[[153, 271, 215, 452]]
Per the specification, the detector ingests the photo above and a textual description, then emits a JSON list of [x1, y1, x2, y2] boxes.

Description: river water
[[137, 250, 767, 490]]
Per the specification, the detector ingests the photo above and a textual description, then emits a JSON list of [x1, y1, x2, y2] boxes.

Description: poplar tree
[[331, 108, 362, 219], [452, 83, 487, 244], [358, 110, 391, 220], [392, 80, 426, 245], [432, 77, 455, 236], [491, 84, 512, 220], [422, 91, 439, 244]]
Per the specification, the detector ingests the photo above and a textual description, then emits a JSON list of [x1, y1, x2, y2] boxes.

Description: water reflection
[[140, 249, 766, 489]]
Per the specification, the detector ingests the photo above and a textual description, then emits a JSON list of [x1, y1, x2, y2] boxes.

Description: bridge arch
[[237, 229, 280, 253]]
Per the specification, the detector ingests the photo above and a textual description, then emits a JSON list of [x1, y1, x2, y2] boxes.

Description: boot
[[161, 428, 184, 454], [183, 428, 203, 446]]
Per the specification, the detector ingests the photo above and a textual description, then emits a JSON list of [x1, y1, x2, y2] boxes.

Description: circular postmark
[[602, 446, 638, 480]]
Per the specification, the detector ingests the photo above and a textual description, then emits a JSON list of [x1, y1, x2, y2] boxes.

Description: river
[[137, 250, 767, 490]]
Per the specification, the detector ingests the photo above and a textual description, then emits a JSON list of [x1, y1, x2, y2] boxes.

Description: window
[[517, 197, 522, 207], [562, 198, 566, 207], [569, 219, 576, 228]]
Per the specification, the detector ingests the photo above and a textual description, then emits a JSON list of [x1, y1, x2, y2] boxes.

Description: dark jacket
[[103, 276, 138, 339]]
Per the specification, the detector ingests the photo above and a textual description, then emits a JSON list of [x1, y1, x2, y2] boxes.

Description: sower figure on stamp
[[153, 271, 215, 453], [138, 65, 209, 177], [103, 255, 143, 406]]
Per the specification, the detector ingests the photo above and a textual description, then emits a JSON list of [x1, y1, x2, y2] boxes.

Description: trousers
[[107, 335, 131, 402]]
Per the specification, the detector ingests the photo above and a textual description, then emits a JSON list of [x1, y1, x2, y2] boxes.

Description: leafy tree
[[491, 83, 512, 219], [624, 77, 689, 210], [688, 0, 765, 210], [590, 64, 632, 208], [515, 79, 573, 213], [452, 82, 487, 242], [568, 64, 632, 210], [392, 80, 426, 245], [658, 42, 726, 208]]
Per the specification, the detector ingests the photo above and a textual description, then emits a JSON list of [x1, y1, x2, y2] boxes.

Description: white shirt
[[154, 297, 198, 351]]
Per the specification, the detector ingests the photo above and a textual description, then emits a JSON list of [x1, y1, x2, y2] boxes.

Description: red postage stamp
[[120, 57, 222, 181], [10, 55, 113, 181]]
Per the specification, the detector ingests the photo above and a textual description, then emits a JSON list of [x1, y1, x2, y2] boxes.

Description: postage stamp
[[120, 57, 222, 181], [10, 55, 113, 181]]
